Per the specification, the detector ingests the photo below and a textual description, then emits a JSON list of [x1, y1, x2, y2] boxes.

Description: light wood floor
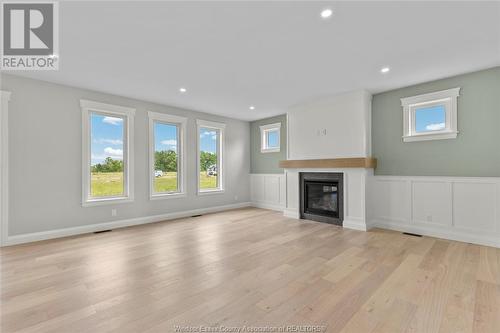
[[1, 208, 500, 333]]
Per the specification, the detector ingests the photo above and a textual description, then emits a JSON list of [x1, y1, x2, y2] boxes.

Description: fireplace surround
[[300, 172, 344, 225]]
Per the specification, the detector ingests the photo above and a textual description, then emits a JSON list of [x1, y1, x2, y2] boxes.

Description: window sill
[[82, 196, 133, 207], [403, 131, 458, 142], [197, 189, 225, 196], [261, 148, 280, 153], [150, 192, 187, 200]]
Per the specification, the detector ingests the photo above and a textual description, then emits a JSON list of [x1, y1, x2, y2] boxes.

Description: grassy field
[[91, 172, 217, 197]]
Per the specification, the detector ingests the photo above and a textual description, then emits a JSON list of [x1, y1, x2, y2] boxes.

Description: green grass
[[91, 171, 217, 197], [154, 172, 178, 193], [199, 173, 218, 190], [91, 172, 124, 197]]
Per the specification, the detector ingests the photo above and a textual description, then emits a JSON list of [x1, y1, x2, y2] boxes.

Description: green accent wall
[[250, 114, 287, 174], [372, 66, 500, 176]]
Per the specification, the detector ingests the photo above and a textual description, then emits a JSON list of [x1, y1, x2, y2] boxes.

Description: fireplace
[[300, 172, 343, 226]]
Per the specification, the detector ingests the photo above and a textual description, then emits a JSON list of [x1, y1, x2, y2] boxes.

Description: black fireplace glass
[[300, 172, 343, 225], [305, 181, 338, 217]]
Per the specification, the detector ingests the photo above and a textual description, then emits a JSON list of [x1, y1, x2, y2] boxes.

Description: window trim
[[260, 122, 281, 153], [401, 87, 460, 142], [196, 119, 226, 195], [148, 111, 187, 200], [81, 99, 135, 207]]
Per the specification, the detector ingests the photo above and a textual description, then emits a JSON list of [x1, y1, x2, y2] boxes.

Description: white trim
[[4, 202, 252, 246], [196, 119, 225, 195], [251, 202, 284, 212], [402, 131, 458, 142], [401, 87, 460, 142], [400, 87, 461, 106], [0, 91, 12, 246], [80, 99, 136, 116], [343, 218, 369, 231], [371, 219, 500, 249], [283, 208, 300, 219], [260, 122, 281, 153], [81, 100, 135, 206], [148, 111, 187, 200]]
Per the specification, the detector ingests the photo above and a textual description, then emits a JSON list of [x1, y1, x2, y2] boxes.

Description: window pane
[[154, 122, 179, 193], [415, 104, 446, 133], [199, 127, 218, 190], [267, 130, 279, 148], [90, 113, 125, 197]]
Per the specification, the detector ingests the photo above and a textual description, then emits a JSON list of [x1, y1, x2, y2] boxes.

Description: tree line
[[91, 151, 217, 173]]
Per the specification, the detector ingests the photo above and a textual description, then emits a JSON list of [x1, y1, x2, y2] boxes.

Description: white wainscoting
[[369, 176, 500, 248], [250, 174, 286, 211]]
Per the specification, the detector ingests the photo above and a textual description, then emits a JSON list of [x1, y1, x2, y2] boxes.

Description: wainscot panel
[[369, 176, 500, 248]]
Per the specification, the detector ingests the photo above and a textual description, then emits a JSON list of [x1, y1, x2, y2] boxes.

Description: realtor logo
[[1, 2, 58, 70]]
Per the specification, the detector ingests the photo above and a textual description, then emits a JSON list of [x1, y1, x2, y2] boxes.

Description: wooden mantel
[[279, 157, 377, 169]]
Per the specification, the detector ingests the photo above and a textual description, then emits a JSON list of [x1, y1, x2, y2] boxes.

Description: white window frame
[[148, 111, 187, 200], [196, 119, 225, 195], [81, 100, 135, 206], [260, 122, 281, 153], [401, 87, 460, 142]]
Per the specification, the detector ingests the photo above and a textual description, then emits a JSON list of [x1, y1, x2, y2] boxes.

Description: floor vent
[[403, 232, 422, 237], [94, 230, 112, 234], [191, 214, 203, 218]]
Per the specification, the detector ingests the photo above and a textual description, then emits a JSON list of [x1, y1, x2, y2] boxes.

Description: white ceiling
[[7, 1, 500, 121]]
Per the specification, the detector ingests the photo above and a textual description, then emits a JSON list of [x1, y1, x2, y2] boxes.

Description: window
[[148, 112, 187, 199], [260, 122, 281, 153], [81, 100, 135, 206], [401, 87, 460, 142], [197, 119, 225, 194]]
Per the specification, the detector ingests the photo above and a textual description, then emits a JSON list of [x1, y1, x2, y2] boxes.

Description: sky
[[268, 130, 279, 147], [199, 128, 217, 153], [91, 114, 124, 165], [90, 116, 218, 166], [415, 105, 446, 132], [154, 122, 178, 152]]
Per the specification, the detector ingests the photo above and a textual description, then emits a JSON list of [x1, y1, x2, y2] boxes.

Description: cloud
[[201, 130, 216, 138], [94, 138, 123, 145], [102, 116, 123, 126], [425, 122, 445, 131], [104, 147, 123, 157], [161, 139, 177, 146]]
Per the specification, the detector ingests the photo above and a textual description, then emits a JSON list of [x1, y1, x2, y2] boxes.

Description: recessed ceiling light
[[380, 67, 390, 74], [249, 106, 255, 110], [179, 87, 187, 93], [320, 8, 333, 19]]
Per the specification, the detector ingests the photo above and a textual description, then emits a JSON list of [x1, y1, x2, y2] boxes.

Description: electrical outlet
[[111, 209, 117, 217], [426, 215, 432, 222], [234, 195, 238, 201]]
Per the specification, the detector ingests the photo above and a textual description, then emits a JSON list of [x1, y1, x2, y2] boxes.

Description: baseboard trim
[[343, 218, 369, 231], [283, 208, 300, 219], [250, 202, 284, 212], [371, 219, 500, 248], [5, 202, 252, 246]]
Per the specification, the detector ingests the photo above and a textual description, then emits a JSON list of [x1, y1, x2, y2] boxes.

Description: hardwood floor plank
[[1, 208, 499, 333]]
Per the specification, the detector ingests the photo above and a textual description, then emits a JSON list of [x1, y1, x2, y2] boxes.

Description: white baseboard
[[371, 219, 500, 248], [343, 218, 369, 231], [251, 202, 284, 212], [283, 208, 300, 219], [5, 202, 252, 246]]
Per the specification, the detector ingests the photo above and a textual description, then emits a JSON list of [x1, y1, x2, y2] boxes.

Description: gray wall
[[1, 74, 250, 236], [372, 66, 500, 176], [250, 115, 286, 174]]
